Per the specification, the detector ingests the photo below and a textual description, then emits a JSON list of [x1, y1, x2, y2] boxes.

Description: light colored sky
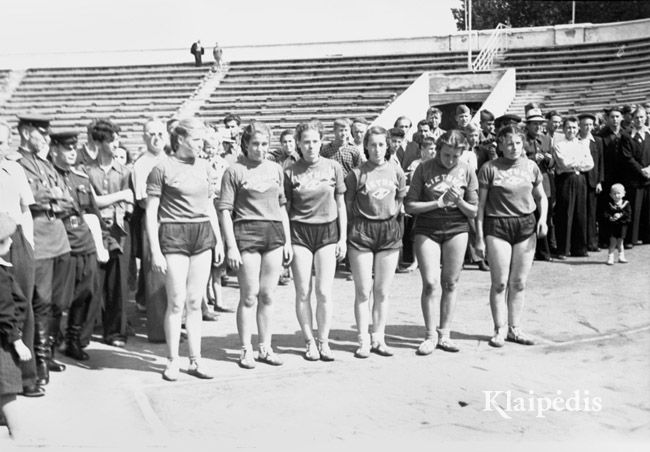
[[0, 0, 461, 54]]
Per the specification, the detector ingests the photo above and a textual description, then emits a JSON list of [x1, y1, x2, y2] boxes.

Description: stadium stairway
[[196, 52, 469, 141], [504, 36, 650, 116], [0, 63, 212, 150]]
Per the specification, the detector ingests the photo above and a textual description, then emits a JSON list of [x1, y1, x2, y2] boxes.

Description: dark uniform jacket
[[585, 135, 605, 189], [620, 129, 650, 187], [597, 126, 625, 187], [0, 263, 27, 347]]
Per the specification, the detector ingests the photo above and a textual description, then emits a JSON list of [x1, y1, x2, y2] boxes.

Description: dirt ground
[[3, 245, 650, 451]]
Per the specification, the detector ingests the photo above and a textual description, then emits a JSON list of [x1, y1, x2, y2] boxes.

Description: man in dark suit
[[597, 106, 627, 248], [523, 108, 555, 260], [578, 113, 604, 251], [619, 107, 650, 244]]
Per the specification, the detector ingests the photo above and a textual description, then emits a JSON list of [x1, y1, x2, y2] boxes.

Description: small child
[[0, 213, 32, 439], [603, 183, 632, 265]]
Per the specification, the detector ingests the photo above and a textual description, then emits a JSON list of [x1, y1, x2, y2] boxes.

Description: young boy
[[0, 213, 32, 439], [603, 184, 632, 265]]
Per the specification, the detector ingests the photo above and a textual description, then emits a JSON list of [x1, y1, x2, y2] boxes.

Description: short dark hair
[[223, 113, 241, 126], [240, 121, 271, 156], [563, 116, 579, 128], [90, 119, 120, 143]]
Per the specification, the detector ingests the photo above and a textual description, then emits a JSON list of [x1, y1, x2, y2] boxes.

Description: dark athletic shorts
[[235, 220, 285, 254], [348, 216, 403, 253], [484, 213, 536, 245], [291, 220, 339, 254], [160, 221, 216, 256], [412, 215, 469, 244]]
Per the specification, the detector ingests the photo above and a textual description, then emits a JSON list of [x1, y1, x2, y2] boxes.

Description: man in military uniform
[[16, 115, 73, 386], [50, 132, 109, 360], [82, 119, 133, 348]]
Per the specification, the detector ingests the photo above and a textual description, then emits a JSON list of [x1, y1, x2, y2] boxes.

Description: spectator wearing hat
[[494, 114, 521, 131], [82, 119, 134, 348], [577, 113, 605, 251], [0, 211, 33, 439], [597, 106, 627, 248], [16, 115, 74, 386], [552, 116, 594, 259], [523, 108, 556, 260], [0, 121, 42, 398], [50, 131, 108, 361], [619, 107, 650, 245]]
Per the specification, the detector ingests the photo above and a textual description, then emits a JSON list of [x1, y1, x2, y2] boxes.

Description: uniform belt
[[33, 210, 67, 221]]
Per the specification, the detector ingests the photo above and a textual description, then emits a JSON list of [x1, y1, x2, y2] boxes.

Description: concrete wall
[[0, 18, 648, 69], [472, 68, 517, 124], [370, 72, 430, 139]]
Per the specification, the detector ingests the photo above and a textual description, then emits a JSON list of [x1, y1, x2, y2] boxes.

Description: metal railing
[[471, 23, 509, 72]]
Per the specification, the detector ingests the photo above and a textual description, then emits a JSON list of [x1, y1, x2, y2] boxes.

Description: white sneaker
[[606, 253, 614, 265]]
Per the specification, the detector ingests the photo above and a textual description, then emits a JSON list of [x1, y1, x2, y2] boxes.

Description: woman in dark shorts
[[476, 125, 548, 347], [405, 130, 478, 355], [345, 126, 407, 358], [284, 121, 347, 362], [218, 121, 292, 369], [146, 118, 224, 381]]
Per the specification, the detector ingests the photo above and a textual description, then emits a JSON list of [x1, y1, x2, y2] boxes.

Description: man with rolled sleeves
[[82, 119, 133, 348], [131, 119, 168, 342], [51, 132, 109, 360], [578, 113, 604, 251], [523, 108, 556, 260], [16, 115, 73, 386], [0, 121, 43, 397]]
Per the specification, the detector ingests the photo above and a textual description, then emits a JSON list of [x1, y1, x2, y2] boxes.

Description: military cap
[[577, 113, 597, 122], [50, 131, 79, 147], [495, 113, 522, 128], [17, 114, 51, 133], [604, 105, 623, 115], [0, 212, 17, 242]]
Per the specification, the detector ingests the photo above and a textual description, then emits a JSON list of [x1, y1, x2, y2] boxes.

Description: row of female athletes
[[148, 117, 546, 381]]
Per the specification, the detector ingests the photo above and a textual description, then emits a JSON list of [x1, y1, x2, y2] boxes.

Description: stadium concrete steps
[[507, 90, 550, 117]]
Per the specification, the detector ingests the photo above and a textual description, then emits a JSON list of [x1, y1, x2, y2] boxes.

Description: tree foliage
[[452, 0, 650, 30]]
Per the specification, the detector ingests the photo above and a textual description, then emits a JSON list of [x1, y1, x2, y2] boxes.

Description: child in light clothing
[[603, 183, 631, 265]]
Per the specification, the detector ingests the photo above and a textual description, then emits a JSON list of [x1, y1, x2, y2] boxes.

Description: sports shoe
[[305, 340, 320, 361], [318, 340, 335, 362], [187, 359, 214, 379], [436, 337, 460, 353], [354, 342, 371, 359], [606, 253, 615, 265], [162, 358, 180, 381], [488, 327, 507, 348], [257, 346, 284, 366], [370, 341, 394, 357], [618, 252, 628, 263], [238, 348, 256, 369], [506, 326, 536, 345], [416, 338, 436, 356]]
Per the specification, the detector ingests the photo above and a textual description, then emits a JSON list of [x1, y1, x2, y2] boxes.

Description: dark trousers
[[598, 183, 613, 247], [534, 200, 552, 259], [34, 253, 74, 340], [68, 252, 99, 329], [142, 225, 166, 343], [8, 226, 36, 387], [624, 183, 636, 245], [465, 217, 482, 263], [555, 172, 588, 256], [586, 187, 599, 249], [632, 185, 650, 244], [401, 214, 415, 265]]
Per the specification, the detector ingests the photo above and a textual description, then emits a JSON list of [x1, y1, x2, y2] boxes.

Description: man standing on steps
[[213, 42, 223, 68], [16, 115, 74, 387], [131, 119, 168, 342], [191, 40, 204, 66]]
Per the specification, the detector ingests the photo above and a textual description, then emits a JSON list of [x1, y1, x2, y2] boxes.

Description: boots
[[48, 339, 67, 372], [33, 319, 50, 386], [64, 325, 89, 361]]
